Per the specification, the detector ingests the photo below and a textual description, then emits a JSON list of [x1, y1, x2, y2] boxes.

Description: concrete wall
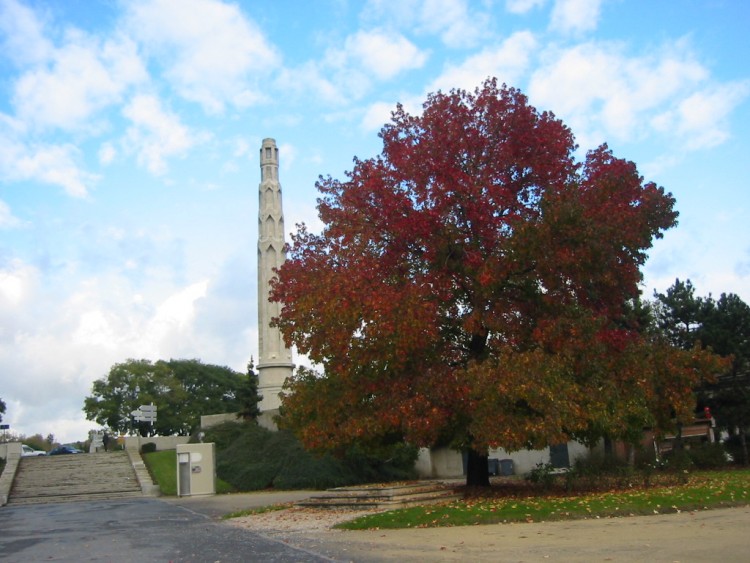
[[124, 435, 190, 452], [416, 447, 465, 478], [416, 441, 592, 479], [488, 442, 589, 474], [488, 447, 548, 475], [200, 412, 239, 429], [0, 442, 22, 460]]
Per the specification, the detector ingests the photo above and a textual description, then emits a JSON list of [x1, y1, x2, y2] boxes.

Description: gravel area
[[227, 506, 387, 535]]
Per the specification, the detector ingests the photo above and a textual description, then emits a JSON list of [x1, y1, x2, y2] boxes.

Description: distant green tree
[[700, 293, 750, 464], [23, 434, 48, 452], [0, 396, 5, 423], [652, 279, 708, 349], [653, 280, 750, 464], [83, 359, 254, 436], [236, 360, 262, 421]]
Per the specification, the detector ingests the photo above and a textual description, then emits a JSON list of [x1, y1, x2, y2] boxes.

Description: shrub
[[723, 434, 747, 464], [140, 442, 157, 454], [201, 421, 418, 491], [687, 443, 730, 469], [526, 462, 556, 489]]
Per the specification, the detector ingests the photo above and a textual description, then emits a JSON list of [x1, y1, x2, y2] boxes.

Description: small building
[[415, 441, 590, 478]]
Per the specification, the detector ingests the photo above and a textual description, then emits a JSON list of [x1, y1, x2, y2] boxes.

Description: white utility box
[[175, 443, 216, 497]]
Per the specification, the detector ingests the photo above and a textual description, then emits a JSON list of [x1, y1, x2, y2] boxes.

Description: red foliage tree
[[271, 79, 725, 486]]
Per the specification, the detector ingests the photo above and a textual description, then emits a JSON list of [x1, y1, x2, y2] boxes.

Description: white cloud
[[419, 0, 489, 48], [361, 94, 425, 132], [0, 137, 97, 197], [72, 309, 122, 350], [134, 280, 209, 356], [0, 260, 35, 306], [527, 40, 745, 152], [429, 31, 537, 94], [278, 143, 298, 172], [669, 82, 750, 150], [0, 200, 23, 229], [362, 101, 397, 132], [0, 0, 53, 66], [363, 0, 490, 48], [549, 0, 602, 34], [124, 0, 280, 113], [122, 94, 200, 175], [506, 0, 546, 14], [345, 29, 428, 80], [12, 32, 147, 131], [276, 62, 348, 105], [98, 142, 116, 165], [232, 138, 251, 159], [0, 267, 219, 442]]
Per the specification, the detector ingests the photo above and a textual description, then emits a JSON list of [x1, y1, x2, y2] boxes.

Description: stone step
[[297, 481, 462, 509], [8, 490, 144, 506], [8, 451, 146, 505]]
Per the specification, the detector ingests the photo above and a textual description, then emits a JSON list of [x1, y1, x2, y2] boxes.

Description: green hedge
[[202, 421, 418, 491]]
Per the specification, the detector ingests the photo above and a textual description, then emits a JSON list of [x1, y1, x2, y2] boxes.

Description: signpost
[[130, 404, 157, 432]]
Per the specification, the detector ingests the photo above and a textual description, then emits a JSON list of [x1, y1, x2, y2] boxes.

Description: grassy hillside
[[142, 449, 234, 496]]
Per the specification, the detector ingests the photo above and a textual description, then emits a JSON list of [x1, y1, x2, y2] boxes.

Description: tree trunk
[[465, 448, 491, 487], [673, 423, 684, 451], [627, 443, 636, 467], [740, 427, 749, 466]]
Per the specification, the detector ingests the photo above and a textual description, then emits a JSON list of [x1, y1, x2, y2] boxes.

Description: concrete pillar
[[257, 138, 294, 412]]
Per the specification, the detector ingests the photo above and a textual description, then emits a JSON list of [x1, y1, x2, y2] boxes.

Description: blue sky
[[0, 0, 748, 443]]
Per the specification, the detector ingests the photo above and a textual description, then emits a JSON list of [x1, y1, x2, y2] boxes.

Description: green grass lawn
[[336, 469, 750, 530], [142, 450, 235, 496]]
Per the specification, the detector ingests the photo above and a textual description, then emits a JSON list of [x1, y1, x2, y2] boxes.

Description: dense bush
[[723, 434, 747, 464], [201, 421, 418, 491], [140, 442, 157, 454], [564, 452, 635, 491], [686, 443, 730, 469], [526, 462, 556, 489]]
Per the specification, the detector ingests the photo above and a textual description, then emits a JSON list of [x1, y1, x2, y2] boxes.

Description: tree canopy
[[0, 396, 5, 423], [654, 280, 750, 463], [271, 80, 726, 485], [83, 358, 259, 436]]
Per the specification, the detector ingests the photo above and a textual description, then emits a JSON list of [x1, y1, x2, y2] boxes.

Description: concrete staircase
[[8, 451, 149, 505], [297, 481, 462, 510]]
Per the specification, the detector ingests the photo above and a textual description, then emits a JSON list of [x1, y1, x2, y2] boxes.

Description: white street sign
[[131, 404, 158, 422]]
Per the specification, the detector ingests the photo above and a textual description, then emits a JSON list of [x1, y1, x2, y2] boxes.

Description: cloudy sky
[[1, 0, 747, 443]]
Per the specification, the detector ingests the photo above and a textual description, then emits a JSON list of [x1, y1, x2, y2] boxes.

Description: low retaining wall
[[0, 442, 22, 506], [123, 435, 190, 452]]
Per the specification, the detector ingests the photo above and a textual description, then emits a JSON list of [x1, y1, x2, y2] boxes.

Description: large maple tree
[[271, 79, 725, 485]]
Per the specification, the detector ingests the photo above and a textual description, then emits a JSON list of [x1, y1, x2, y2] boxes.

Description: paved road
[[0, 498, 334, 562]]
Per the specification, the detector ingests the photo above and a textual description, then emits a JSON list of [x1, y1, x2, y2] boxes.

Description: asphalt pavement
[[0, 496, 333, 562]]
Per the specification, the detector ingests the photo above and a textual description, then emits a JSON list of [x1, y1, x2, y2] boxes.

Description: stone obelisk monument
[[257, 138, 294, 415]]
